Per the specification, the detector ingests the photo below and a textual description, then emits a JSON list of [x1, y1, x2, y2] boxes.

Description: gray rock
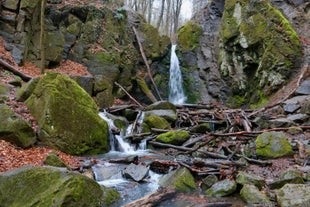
[[284, 95, 310, 105], [283, 103, 300, 113], [296, 80, 310, 95], [71, 75, 94, 96], [201, 174, 218, 190], [122, 163, 149, 182], [236, 172, 265, 189], [240, 184, 272, 206], [206, 179, 237, 197], [287, 113, 309, 123], [276, 184, 310, 207], [144, 109, 177, 122], [269, 118, 294, 128], [93, 164, 125, 181]]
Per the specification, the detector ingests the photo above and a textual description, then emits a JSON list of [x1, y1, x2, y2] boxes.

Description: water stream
[[169, 44, 186, 104], [96, 111, 163, 206]]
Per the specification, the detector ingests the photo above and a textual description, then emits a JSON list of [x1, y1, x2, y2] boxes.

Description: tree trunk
[[40, 0, 46, 74], [156, 0, 165, 29]]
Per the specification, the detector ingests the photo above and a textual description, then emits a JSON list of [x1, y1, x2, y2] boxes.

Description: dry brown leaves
[[0, 140, 81, 173]]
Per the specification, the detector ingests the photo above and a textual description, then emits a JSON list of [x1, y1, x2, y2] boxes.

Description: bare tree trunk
[[147, 0, 154, 24], [156, 0, 165, 29], [40, 0, 46, 74], [164, 0, 171, 36]]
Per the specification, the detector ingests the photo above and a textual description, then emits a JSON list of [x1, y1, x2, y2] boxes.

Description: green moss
[[25, 73, 109, 155], [43, 152, 68, 168], [136, 77, 157, 103], [155, 130, 190, 146], [143, 115, 171, 130], [0, 166, 106, 207], [101, 186, 120, 206], [178, 21, 202, 50]]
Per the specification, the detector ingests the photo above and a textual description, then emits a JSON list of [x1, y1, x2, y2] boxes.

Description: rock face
[[219, 0, 302, 107], [23, 73, 109, 155], [0, 104, 36, 148], [0, 166, 109, 207], [255, 131, 293, 159]]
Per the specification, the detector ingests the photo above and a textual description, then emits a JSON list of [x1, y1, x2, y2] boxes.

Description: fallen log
[[123, 186, 176, 207], [0, 58, 32, 81]]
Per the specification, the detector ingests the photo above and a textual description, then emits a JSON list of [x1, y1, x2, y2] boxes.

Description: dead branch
[[123, 186, 176, 207], [114, 82, 144, 108], [0, 58, 32, 81], [132, 26, 162, 101], [148, 141, 195, 152]]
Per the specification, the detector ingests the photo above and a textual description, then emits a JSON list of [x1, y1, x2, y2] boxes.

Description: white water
[[169, 45, 186, 104]]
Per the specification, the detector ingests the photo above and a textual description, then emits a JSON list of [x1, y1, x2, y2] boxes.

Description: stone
[[0, 166, 115, 207], [122, 163, 149, 182], [236, 172, 265, 189], [255, 132, 293, 159], [43, 152, 68, 168], [283, 103, 300, 113], [300, 100, 310, 114], [24, 73, 109, 155], [240, 184, 272, 206], [142, 115, 171, 132], [0, 104, 36, 148], [269, 170, 304, 189], [201, 174, 218, 190], [71, 75, 94, 96], [276, 184, 310, 207], [144, 109, 177, 122], [269, 118, 295, 128], [146, 101, 176, 112], [159, 167, 196, 192], [189, 123, 211, 133], [287, 113, 309, 123], [295, 80, 310, 95], [284, 95, 310, 105], [155, 130, 190, 146], [206, 179, 237, 197]]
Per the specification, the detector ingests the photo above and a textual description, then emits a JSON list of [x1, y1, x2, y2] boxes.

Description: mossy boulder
[[276, 184, 310, 207], [158, 167, 196, 192], [178, 21, 202, 51], [219, 0, 302, 107], [206, 179, 237, 197], [240, 184, 272, 206], [142, 115, 171, 132], [0, 166, 118, 207], [24, 73, 109, 155], [269, 170, 304, 189], [0, 104, 36, 148], [236, 172, 265, 189], [43, 152, 68, 168], [255, 131, 293, 159], [146, 101, 177, 112], [155, 130, 190, 146], [16, 78, 40, 101]]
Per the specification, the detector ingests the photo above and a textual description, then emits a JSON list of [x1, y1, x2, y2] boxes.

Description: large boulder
[[0, 104, 36, 148], [255, 131, 293, 159], [23, 73, 109, 155], [0, 166, 119, 207], [219, 0, 302, 107]]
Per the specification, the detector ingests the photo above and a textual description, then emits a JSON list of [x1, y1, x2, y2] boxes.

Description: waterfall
[[169, 44, 186, 104]]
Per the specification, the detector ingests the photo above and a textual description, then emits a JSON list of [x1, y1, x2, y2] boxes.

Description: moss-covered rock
[[219, 0, 302, 107], [255, 131, 293, 159], [155, 130, 190, 146], [236, 172, 265, 189], [240, 184, 272, 206], [24, 73, 109, 155], [178, 21, 202, 51], [0, 104, 36, 148], [146, 101, 176, 112], [0, 166, 116, 207], [158, 167, 196, 192], [43, 152, 68, 168], [269, 170, 304, 189], [16, 78, 40, 101], [206, 179, 237, 197], [276, 184, 310, 207], [142, 115, 171, 132]]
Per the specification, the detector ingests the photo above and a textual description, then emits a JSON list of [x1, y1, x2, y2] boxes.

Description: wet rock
[[155, 130, 190, 146], [122, 163, 149, 182], [43, 152, 68, 168], [295, 80, 310, 95], [240, 184, 272, 206], [206, 179, 237, 197], [236, 172, 265, 189], [255, 132, 293, 159], [269, 170, 304, 189], [276, 184, 310, 207], [0, 104, 36, 148], [159, 167, 196, 192], [0, 166, 108, 207], [93, 164, 125, 181], [201, 174, 218, 190]]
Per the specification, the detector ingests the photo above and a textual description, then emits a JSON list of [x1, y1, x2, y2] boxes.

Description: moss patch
[[178, 21, 202, 51], [155, 130, 190, 146]]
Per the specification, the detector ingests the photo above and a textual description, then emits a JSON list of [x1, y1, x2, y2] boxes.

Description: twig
[[114, 82, 144, 108]]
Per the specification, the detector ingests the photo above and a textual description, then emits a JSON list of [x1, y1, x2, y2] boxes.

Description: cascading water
[[169, 44, 186, 104]]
